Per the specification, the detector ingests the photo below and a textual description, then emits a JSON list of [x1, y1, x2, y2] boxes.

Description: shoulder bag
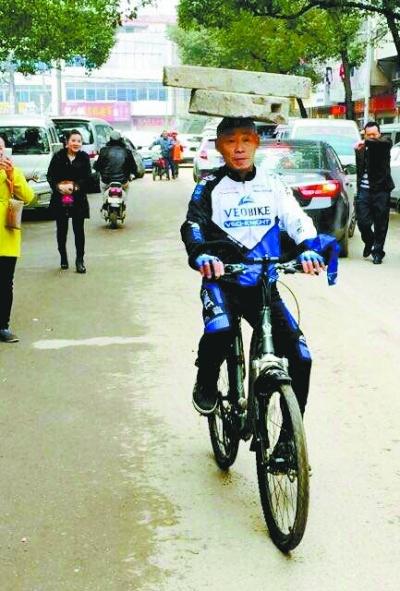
[[5, 179, 24, 230]]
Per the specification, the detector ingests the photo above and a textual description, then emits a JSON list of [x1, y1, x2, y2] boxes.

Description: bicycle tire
[[208, 358, 241, 470], [255, 384, 309, 552]]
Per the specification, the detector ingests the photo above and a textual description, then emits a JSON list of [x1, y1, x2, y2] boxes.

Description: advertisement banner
[[62, 102, 131, 122]]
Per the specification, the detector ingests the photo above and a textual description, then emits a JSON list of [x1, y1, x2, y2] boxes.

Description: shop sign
[[62, 101, 131, 122]]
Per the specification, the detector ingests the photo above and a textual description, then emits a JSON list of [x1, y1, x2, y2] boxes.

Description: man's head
[[110, 130, 121, 142], [216, 117, 259, 174], [161, 130, 169, 139], [363, 121, 381, 140]]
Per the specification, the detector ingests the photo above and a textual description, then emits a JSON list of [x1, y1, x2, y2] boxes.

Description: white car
[[390, 143, 400, 209], [193, 136, 224, 182]]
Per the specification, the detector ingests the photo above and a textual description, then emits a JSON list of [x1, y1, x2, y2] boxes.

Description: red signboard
[[369, 95, 396, 113], [330, 105, 346, 116], [62, 101, 131, 122]]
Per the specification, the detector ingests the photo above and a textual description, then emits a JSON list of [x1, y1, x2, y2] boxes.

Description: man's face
[[364, 125, 381, 140], [216, 128, 260, 172]]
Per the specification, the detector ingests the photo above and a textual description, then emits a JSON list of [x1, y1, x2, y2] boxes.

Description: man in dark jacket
[[355, 121, 395, 264], [95, 130, 138, 188]]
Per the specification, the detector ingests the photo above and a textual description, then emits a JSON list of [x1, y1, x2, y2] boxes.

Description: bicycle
[[203, 254, 310, 552]]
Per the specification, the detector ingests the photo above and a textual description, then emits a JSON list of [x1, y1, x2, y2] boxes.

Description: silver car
[[193, 136, 224, 182], [0, 115, 63, 209], [390, 143, 400, 210]]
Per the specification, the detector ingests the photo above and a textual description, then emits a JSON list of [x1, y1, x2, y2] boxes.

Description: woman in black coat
[[47, 129, 91, 273]]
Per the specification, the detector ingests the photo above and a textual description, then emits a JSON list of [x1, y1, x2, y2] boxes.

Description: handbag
[[5, 180, 24, 230]]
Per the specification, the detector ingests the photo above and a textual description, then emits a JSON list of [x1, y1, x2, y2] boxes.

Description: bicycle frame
[[226, 267, 292, 441]]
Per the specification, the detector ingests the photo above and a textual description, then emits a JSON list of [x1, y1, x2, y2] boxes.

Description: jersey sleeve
[[274, 175, 317, 244], [180, 179, 213, 268]]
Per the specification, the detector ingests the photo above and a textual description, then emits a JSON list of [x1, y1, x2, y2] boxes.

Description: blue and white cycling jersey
[[181, 165, 317, 286]]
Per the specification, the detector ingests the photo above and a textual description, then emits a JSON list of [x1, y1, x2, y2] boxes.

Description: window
[[96, 88, 105, 100], [86, 88, 95, 101], [107, 88, 116, 100], [76, 88, 84, 100], [117, 88, 127, 101], [0, 126, 50, 154]]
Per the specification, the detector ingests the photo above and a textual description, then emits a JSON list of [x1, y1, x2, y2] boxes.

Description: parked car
[[123, 136, 145, 178], [0, 114, 63, 210], [273, 118, 361, 165], [51, 116, 114, 191], [193, 136, 224, 182], [258, 139, 355, 256], [380, 123, 400, 146], [390, 143, 400, 210], [178, 133, 203, 165]]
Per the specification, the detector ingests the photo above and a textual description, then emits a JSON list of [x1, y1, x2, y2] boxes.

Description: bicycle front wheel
[[208, 358, 240, 470], [256, 384, 309, 552]]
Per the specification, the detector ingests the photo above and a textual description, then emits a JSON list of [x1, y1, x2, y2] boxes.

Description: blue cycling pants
[[197, 281, 312, 414]]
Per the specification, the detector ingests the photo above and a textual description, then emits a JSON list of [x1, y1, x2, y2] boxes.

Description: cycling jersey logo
[[238, 195, 255, 206]]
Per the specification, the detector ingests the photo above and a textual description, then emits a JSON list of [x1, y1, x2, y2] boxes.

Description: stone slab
[[189, 89, 289, 122], [163, 65, 311, 99]]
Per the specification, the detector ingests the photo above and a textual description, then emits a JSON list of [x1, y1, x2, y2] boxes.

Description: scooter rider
[[95, 130, 138, 190], [181, 117, 328, 418]]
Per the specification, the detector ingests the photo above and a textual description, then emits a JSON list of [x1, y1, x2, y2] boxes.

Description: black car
[[256, 139, 355, 257]]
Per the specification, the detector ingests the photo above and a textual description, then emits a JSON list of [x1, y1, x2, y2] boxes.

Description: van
[[0, 114, 63, 209], [51, 116, 115, 190], [379, 123, 400, 146], [275, 118, 361, 168]]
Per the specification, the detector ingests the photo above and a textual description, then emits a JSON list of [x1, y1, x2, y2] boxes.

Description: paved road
[[1, 168, 399, 590]]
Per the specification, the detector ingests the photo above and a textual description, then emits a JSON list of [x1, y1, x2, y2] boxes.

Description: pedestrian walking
[[0, 136, 35, 343], [355, 121, 395, 264], [47, 129, 91, 273], [170, 131, 183, 179]]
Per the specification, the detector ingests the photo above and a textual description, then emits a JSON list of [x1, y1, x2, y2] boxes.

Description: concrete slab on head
[[189, 89, 289, 123], [163, 65, 311, 99]]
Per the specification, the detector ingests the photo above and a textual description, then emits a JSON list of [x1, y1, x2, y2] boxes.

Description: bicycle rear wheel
[[255, 384, 309, 552], [208, 358, 241, 470]]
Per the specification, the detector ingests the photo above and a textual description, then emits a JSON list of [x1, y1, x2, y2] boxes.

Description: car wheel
[[338, 231, 349, 258], [348, 209, 356, 238]]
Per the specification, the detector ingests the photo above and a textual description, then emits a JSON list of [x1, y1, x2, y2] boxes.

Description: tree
[[0, 0, 139, 74], [175, 2, 365, 119], [226, 0, 400, 66]]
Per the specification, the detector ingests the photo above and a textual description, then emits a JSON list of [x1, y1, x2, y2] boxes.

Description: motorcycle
[[101, 181, 127, 228]]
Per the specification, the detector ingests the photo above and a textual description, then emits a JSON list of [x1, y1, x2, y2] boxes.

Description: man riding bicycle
[[181, 117, 326, 418]]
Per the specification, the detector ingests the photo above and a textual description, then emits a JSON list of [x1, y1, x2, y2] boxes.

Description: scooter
[[101, 181, 126, 228]]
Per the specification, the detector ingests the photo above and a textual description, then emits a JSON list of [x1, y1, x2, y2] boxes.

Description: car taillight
[[199, 150, 208, 160], [297, 180, 341, 198]]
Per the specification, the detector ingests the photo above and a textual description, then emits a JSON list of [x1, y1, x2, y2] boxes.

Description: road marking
[[33, 336, 149, 350]]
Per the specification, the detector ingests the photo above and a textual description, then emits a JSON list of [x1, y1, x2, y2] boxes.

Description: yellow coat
[[0, 167, 35, 258]]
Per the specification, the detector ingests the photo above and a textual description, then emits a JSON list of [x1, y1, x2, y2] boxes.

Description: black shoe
[[76, 259, 86, 274], [192, 383, 218, 415], [372, 255, 382, 265], [0, 328, 19, 343], [60, 255, 69, 270], [363, 243, 373, 258], [269, 440, 296, 473]]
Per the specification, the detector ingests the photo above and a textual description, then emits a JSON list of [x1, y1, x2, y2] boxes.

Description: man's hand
[[297, 250, 326, 275], [354, 140, 365, 151], [195, 254, 224, 279]]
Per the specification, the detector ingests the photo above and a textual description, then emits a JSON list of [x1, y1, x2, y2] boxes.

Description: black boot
[[60, 253, 69, 270], [76, 258, 86, 274]]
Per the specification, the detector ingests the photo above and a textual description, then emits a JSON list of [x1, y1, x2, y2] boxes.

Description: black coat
[[47, 149, 91, 218], [94, 143, 138, 184], [355, 137, 394, 193]]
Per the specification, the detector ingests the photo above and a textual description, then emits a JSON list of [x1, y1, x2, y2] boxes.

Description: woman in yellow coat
[[0, 136, 35, 343]]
